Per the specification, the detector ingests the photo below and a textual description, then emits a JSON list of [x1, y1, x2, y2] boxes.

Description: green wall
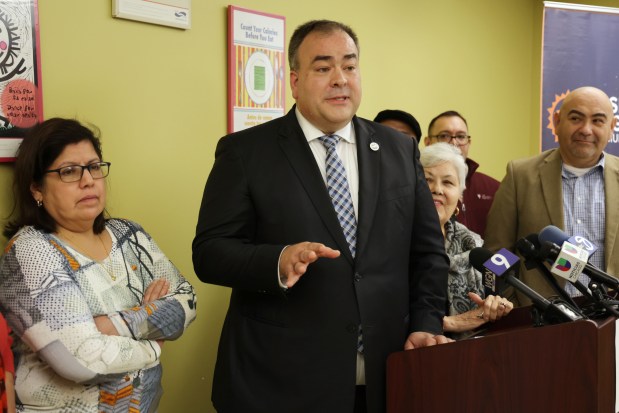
[[0, 1, 617, 411]]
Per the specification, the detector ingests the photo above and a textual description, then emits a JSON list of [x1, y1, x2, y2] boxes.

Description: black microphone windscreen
[[516, 236, 539, 270], [538, 241, 560, 261], [538, 225, 569, 247], [469, 247, 494, 272], [516, 237, 535, 257], [525, 233, 542, 249]]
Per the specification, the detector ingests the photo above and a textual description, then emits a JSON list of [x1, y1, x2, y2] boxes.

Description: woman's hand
[[443, 292, 514, 333], [469, 292, 513, 322], [143, 278, 170, 304], [144, 279, 170, 349], [94, 315, 119, 336], [93, 279, 170, 338]]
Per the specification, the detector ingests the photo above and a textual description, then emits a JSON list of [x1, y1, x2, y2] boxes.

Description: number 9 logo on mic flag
[[567, 235, 598, 258], [483, 248, 520, 276]]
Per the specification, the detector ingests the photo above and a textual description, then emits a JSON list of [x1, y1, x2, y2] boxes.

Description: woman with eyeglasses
[[0, 118, 197, 412], [420, 142, 513, 338]]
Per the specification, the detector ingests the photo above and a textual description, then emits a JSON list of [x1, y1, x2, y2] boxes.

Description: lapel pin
[[369, 142, 380, 151]]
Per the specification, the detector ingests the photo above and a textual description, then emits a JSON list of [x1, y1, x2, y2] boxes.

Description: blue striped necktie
[[318, 135, 357, 258], [318, 135, 363, 353]]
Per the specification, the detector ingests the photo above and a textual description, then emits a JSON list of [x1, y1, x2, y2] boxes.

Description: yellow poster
[[228, 6, 285, 133]]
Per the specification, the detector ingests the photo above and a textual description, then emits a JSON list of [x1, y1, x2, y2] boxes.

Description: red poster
[[0, 0, 43, 162]]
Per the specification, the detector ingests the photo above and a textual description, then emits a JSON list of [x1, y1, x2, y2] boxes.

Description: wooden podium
[[387, 306, 617, 412]]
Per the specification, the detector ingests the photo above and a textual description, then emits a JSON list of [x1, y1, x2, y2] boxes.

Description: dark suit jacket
[[484, 148, 619, 305], [192, 108, 449, 413]]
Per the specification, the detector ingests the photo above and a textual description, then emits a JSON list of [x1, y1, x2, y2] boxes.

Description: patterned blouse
[[444, 219, 484, 317], [0, 219, 197, 412]]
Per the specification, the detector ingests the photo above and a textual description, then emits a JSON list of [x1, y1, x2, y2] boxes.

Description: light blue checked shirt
[[562, 154, 606, 296]]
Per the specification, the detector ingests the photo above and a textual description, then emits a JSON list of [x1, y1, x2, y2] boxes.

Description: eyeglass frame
[[44, 161, 111, 183], [428, 133, 471, 144]]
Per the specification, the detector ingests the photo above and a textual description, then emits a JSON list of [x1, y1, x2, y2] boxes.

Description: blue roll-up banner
[[541, 2, 619, 154]]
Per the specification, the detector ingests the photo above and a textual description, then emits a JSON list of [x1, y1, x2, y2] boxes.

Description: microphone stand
[[587, 282, 619, 318], [516, 237, 581, 310]]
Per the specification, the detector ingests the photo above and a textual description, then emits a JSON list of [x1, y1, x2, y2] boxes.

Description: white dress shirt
[[277, 109, 365, 384]]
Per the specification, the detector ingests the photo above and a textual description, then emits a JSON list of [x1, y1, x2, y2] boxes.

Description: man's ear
[[553, 110, 561, 130], [290, 70, 299, 100]]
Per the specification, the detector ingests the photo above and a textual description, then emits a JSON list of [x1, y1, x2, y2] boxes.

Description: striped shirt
[[562, 154, 605, 296]]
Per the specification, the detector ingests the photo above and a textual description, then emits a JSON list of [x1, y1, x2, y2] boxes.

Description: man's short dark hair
[[427, 110, 468, 136], [288, 20, 359, 71], [373, 109, 422, 139]]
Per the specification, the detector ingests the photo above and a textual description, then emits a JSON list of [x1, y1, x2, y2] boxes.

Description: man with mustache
[[485, 86, 619, 305]]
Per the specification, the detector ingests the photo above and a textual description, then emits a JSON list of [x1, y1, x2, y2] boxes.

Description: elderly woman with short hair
[[420, 143, 513, 337]]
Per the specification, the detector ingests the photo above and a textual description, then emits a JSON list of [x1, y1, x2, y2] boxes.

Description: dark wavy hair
[[4, 118, 107, 238], [288, 20, 359, 71]]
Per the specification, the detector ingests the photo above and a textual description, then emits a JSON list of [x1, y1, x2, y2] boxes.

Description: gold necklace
[[56, 231, 117, 281], [98, 234, 116, 281]]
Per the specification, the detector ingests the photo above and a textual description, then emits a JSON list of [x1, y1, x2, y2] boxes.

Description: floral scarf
[[444, 220, 484, 316]]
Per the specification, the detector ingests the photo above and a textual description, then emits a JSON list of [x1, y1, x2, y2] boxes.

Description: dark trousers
[[354, 385, 367, 413]]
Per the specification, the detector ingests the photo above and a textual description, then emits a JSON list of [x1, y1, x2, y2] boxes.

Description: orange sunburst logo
[[546, 90, 570, 142]]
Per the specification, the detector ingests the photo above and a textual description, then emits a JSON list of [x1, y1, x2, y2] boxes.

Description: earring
[[454, 206, 460, 216], [36, 200, 42, 207]]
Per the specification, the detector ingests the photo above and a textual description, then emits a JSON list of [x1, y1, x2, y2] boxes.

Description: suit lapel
[[354, 118, 380, 261], [277, 110, 355, 264], [539, 149, 564, 228], [604, 155, 619, 271]]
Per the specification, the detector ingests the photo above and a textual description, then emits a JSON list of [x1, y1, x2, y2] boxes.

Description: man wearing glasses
[[423, 110, 499, 237]]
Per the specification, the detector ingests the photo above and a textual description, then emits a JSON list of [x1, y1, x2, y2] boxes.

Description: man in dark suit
[[193, 20, 451, 413]]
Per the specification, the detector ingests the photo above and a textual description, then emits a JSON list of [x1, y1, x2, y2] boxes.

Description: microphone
[[515, 234, 579, 308], [539, 241, 588, 283], [470, 247, 585, 324], [538, 225, 598, 258], [536, 231, 619, 317], [481, 255, 498, 297], [538, 226, 619, 290]]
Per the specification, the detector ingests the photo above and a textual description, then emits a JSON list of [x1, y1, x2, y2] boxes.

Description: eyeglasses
[[45, 161, 111, 183], [429, 133, 471, 144]]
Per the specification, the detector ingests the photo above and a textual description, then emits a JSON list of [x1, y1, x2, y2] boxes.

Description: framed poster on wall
[[227, 6, 285, 133], [541, 2, 619, 155], [112, 0, 191, 30], [0, 0, 43, 162]]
